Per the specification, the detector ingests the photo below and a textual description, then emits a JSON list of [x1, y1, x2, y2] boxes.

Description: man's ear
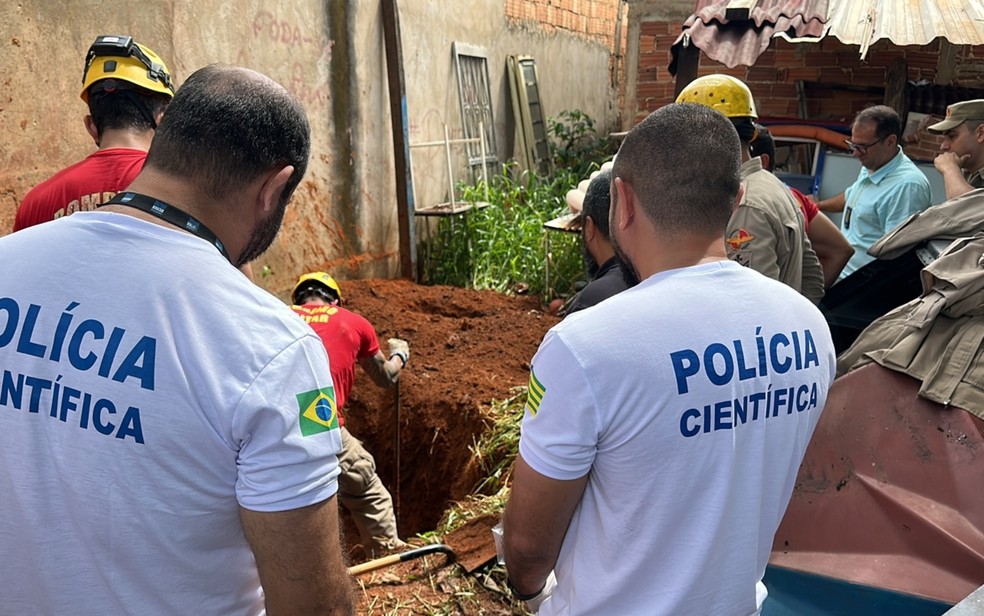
[[612, 177, 635, 230], [257, 165, 295, 214], [733, 183, 746, 214], [582, 215, 596, 243], [83, 115, 99, 146], [975, 123, 984, 143], [759, 153, 771, 172]]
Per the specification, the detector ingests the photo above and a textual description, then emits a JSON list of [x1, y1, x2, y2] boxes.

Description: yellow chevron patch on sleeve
[[526, 369, 546, 417]]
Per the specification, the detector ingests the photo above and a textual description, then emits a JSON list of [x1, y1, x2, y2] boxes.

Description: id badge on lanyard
[[843, 183, 871, 230]]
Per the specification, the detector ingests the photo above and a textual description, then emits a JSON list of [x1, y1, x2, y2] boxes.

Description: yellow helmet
[[292, 272, 343, 305], [81, 35, 175, 103], [675, 74, 757, 119]]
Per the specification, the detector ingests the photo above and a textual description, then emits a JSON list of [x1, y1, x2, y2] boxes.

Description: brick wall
[[505, 0, 622, 49], [635, 20, 680, 123], [504, 0, 628, 122], [633, 23, 984, 161]]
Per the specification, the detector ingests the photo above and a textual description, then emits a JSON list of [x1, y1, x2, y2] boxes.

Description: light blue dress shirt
[[839, 148, 932, 279]]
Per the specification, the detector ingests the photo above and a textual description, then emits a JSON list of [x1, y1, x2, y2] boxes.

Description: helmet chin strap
[[88, 82, 160, 130], [118, 89, 159, 129], [295, 285, 340, 306]]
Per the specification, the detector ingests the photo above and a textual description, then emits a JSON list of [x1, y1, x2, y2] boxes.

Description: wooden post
[[381, 0, 417, 281], [884, 59, 908, 120], [674, 38, 701, 99], [936, 40, 958, 86], [725, 0, 759, 21]]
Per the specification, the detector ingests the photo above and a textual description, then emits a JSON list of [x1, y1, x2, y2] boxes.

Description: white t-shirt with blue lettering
[[0, 212, 342, 615], [519, 260, 836, 616]]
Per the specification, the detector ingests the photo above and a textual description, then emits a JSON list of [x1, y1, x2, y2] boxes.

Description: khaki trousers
[[338, 427, 403, 555]]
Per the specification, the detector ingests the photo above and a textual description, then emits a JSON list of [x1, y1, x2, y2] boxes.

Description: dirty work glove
[[523, 571, 557, 614], [387, 338, 409, 368]]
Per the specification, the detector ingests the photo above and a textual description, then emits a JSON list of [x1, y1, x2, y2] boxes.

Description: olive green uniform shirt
[[727, 157, 825, 302], [839, 233, 984, 421], [968, 168, 984, 189]]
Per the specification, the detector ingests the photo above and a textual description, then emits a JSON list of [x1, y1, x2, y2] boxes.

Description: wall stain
[[327, 3, 359, 259]]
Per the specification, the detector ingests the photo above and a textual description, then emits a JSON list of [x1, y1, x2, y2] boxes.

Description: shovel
[[348, 514, 502, 577], [349, 543, 455, 576], [441, 513, 501, 573]]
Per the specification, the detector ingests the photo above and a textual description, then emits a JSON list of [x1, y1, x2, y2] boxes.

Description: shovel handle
[[348, 543, 456, 576]]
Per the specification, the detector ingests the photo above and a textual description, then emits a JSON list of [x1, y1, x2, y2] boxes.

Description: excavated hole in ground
[[337, 278, 558, 558]]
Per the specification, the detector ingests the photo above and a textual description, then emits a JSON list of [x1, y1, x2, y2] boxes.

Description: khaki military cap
[[928, 99, 984, 133]]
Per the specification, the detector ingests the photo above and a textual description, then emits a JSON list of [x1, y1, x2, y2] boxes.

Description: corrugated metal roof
[[825, 0, 984, 58], [670, 0, 829, 72], [670, 0, 984, 72]]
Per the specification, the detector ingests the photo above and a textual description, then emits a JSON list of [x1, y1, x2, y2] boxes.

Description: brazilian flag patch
[[526, 369, 546, 417], [296, 387, 339, 436]]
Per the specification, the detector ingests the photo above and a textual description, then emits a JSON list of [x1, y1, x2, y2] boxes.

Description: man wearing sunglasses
[[817, 105, 931, 281]]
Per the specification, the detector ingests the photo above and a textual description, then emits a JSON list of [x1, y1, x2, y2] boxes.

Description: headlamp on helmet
[[81, 35, 175, 103], [292, 272, 343, 305]]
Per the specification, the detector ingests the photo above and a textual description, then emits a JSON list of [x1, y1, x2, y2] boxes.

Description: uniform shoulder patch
[[526, 369, 546, 417], [726, 228, 755, 251], [297, 387, 339, 436]]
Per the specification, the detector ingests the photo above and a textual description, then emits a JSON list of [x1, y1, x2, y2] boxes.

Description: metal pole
[[444, 123, 456, 210], [479, 121, 489, 202], [394, 380, 401, 523]]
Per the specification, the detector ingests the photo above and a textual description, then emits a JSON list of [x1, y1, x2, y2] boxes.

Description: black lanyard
[[106, 192, 230, 261]]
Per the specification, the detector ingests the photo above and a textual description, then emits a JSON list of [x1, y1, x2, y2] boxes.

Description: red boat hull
[[771, 364, 984, 605]]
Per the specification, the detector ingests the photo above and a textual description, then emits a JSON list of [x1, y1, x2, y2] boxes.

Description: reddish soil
[[339, 279, 558, 613], [342, 278, 557, 544]]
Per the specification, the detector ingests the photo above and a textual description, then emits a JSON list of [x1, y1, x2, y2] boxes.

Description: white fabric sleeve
[[233, 334, 343, 512], [518, 330, 600, 480]]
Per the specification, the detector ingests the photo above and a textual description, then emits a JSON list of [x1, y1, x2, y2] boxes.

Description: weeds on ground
[[422, 110, 616, 301], [469, 388, 526, 495]]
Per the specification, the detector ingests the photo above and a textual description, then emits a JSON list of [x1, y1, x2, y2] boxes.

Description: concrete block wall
[[0, 1, 623, 293], [503, 0, 626, 118]]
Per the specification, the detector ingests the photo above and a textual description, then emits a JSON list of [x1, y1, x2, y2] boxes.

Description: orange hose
[[767, 125, 850, 151]]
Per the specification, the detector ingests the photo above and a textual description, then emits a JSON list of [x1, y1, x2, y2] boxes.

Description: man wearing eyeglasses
[[817, 105, 932, 281], [927, 99, 984, 200]]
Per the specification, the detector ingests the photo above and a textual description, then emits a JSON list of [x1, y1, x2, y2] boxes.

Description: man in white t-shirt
[[502, 103, 836, 615], [0, 66, 353, 615]]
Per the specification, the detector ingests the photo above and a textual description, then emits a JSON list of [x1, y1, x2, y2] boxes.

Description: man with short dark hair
[[565, 169, 636, 315], [817, 105, 932, 280], [14, 35, 174, 231], [502, 103, 836, 615], [928, 99, 984, 199], [0, 65, 354, 615]]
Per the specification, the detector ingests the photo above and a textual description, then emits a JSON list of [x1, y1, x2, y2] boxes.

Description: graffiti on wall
[[247, 10, 334, 110]]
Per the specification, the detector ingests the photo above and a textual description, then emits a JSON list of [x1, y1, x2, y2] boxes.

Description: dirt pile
[[341, 278, 558, 540]]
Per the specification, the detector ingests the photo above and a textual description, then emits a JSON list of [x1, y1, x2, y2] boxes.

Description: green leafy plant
[[548, 109, 614, 179], [421, 110, 614, 301]]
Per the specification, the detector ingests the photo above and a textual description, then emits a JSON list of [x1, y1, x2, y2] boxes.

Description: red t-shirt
[[13, 148, 147, 232], [789, 186, 819, 232], [291, 304, 381, 424]]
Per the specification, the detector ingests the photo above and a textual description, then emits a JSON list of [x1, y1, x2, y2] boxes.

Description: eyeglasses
[[844, 135, 888, 155]]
